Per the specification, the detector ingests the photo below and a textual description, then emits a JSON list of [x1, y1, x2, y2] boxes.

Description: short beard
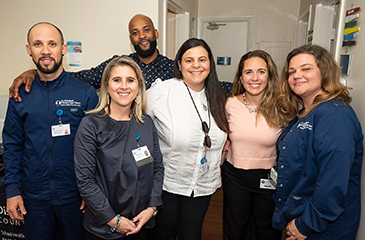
[[34, 56, 63, 74], [133, 39, 157, 58]]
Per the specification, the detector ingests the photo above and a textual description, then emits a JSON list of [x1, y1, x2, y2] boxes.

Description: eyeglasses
[[202, 121, 211, 149]]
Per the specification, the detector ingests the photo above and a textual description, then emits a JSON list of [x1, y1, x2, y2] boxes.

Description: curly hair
[[277, 44, 351, 121]]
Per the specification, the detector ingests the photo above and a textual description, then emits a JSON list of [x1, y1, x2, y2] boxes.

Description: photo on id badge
[[132, 146, 153, 167]]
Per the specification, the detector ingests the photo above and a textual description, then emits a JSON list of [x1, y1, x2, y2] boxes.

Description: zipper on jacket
[[45, 81, 55, 200]]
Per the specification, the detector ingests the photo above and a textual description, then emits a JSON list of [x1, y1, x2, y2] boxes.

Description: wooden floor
[[201, 187, 286, 240], [202, 187, 224, 240]]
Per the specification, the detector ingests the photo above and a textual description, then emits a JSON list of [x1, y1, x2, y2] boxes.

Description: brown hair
[[278, 44, 351, 121], [231, 50, 287, 127]]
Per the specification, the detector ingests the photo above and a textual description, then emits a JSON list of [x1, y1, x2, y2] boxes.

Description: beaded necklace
[[242, 92, 257, 113]]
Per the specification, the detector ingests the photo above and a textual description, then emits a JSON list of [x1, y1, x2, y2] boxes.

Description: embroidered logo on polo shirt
[[297, 122, 312, 130]]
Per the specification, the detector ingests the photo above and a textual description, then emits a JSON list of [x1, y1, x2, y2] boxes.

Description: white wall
[[198, 0, 300, 51], [0, 0, 160, 93]]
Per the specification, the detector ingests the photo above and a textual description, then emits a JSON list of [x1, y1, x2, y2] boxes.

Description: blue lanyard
[[135, 133, 140, 148], [56, 101, 63, 124]]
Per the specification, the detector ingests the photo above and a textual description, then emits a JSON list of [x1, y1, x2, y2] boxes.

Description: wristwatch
[[150, 207, 158, 217]]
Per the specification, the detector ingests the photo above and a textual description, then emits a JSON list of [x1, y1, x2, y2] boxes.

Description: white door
[[165, 0, 190, 60], [199, 18, 252, 83]]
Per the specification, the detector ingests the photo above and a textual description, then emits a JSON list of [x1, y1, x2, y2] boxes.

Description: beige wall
[[0, 0, 159, 93], [198, 0, 300, 51]]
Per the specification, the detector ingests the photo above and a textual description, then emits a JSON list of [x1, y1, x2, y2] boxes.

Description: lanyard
[[184, 82, 211, 129], [183, 82, 211, 146], [135, 133, 140, 148], [56, 101, 63, 124]]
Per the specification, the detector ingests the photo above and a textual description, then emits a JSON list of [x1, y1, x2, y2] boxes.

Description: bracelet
[[110, 214, 121, 233], [149, 206, 158, 217]]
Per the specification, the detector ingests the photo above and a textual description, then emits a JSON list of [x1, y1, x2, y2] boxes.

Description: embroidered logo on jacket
[[297, 122, 312, 130], [55, 99, 81, 107], [293, 195, 302, 201]]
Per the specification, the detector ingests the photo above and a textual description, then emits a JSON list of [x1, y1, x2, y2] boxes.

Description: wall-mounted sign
[[345, 13, 359, 23], [343, 33, 355, 41], [345, 20, 357, 28], [307, 29, 313, 45], [67, 41, 82, 67], [343, 40, 356, 47], [346, 7, 361, 16], [343, 6, 361, 49], [340, 54, 351, 75], [217, 57, 231, 66], [343, 27, 360, 35]]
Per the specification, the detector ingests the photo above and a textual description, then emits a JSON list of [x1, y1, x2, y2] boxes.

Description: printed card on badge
[[200, 156, 210, 176], [51, 124, 71, 137], [260, 179, 276, 190], [132, 146, 153, 167], [270, 167, 277, 187]]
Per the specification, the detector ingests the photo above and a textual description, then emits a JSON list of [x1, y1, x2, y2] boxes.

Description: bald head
[[128, 14, 155, 33], [27, 22, 64, 45]]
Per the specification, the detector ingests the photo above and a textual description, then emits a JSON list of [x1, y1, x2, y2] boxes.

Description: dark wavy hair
[[173, 38, 229, 133], [278, 44, 351, 121]]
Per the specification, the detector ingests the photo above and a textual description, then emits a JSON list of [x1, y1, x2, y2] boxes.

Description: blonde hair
[[278, 45, 351, 122], [87, 56, 147, 122], [231, 50, 287, 127]]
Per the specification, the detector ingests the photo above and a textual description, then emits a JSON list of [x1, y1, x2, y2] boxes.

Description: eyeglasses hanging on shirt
[[183, 82, 211, 149]]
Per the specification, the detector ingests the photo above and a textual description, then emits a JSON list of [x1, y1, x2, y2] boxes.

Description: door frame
[[158, 0, 190, 56], [296, 4, 312, 47], [197, 16, 253, 51]]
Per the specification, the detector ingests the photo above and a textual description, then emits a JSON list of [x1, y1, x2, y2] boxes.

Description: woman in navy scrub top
[[273, 45, 363, 240]]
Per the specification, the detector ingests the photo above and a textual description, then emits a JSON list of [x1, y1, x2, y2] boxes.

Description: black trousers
[[150, 190, 211, 240], [222, 161, 282, 240]]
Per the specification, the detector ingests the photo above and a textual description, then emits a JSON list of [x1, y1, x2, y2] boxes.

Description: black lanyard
[[183, 82, 211, 138]]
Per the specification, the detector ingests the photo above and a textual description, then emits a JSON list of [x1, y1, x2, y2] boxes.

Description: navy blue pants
[[23, 198, 84, 240]]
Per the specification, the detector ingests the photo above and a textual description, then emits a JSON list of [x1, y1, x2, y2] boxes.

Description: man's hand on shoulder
[[9, 69, 36, 102]]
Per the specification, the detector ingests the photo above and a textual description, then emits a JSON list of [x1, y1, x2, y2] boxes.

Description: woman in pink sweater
[[222, 50, 287, 240]]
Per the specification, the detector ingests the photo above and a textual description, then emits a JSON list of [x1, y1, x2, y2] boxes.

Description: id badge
[[132, 146, 153, 167], [200, 156, 210, 176], [269, 167, 277, 188], [260, 179, 276, 190], [51, 124, 71, 137]]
